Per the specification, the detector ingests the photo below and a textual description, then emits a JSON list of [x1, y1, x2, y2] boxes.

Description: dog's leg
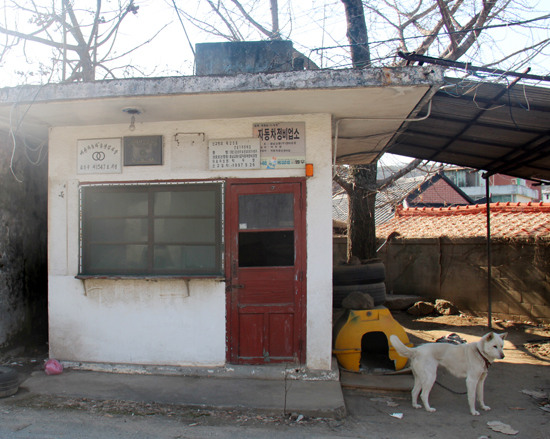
[[466, 375, 481, 416], [411, 372, 423, 410], [411, 360, 437, 412], [476, 372, 490, 411], [419, 373, 437, 413]]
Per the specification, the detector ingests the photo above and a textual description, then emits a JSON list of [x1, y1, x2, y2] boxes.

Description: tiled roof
[[376, 202, 550, 241], [333, 173, 472, 226]]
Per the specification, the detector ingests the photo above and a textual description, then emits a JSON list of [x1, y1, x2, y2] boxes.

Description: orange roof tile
[[376, 202, 550, 241]]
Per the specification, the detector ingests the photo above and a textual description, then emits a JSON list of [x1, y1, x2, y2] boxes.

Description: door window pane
[[239, 231, 294, 267], [238, 194, 293, 230]]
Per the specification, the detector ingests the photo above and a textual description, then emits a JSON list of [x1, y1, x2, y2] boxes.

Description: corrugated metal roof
[[387, 79, 550, 183], [376, 202, 550, 241]]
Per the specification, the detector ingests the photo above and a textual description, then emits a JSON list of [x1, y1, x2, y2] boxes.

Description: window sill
[[76, 275, 225, 281]]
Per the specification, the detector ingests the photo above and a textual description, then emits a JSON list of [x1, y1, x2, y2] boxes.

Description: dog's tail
[[390, 335, 416, 358]]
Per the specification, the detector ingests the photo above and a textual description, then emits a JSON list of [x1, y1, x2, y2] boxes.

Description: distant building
[[333, 171, 473, 229], [444, 167, 541, 203]]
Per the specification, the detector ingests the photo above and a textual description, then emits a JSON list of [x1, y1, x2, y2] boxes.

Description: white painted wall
[[48, 112, 333, 370]]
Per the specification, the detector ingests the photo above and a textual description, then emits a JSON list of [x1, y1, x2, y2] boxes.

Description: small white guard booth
[[0, 65, 443, 374]]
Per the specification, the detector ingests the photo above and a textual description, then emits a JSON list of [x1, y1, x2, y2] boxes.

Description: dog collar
[[476, 347, 492, 369]]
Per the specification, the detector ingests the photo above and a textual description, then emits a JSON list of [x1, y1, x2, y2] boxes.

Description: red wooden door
[[227, 180, 305, 364]]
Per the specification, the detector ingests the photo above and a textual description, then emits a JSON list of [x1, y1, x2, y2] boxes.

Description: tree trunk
[[340, 0, 370, 68], [347, 163, 377, 260]]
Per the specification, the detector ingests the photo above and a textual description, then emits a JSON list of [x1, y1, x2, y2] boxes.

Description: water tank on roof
[[195, 41, 294, 75]]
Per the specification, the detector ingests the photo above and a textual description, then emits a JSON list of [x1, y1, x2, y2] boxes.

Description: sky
[[0, 0, 549, 88]]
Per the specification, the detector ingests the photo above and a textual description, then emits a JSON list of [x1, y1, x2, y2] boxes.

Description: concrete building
[[444, 167, 541, 203], [0, 41, 443, 372]]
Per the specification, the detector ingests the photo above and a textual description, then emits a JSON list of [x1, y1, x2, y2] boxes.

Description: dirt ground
[[1, 311, 549, 438], [391, 311, 550, 362]]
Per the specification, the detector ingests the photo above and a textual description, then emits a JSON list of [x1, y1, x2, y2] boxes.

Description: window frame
[[78, 181, 225, 278]]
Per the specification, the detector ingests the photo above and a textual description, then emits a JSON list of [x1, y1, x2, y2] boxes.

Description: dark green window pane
[[154, 245, 217, 270], [82, 184, 222, 275], [154, 219, 216, 243], [238, 194, 293, 229], [239, 231, 294, 267], [90, 245, 148, 269], [154, 191, 216, 216], [91, 219, 148, 243], [90, 192, 148, 217]]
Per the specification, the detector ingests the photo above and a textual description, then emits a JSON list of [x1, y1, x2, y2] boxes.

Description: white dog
[[390, 332, 507, 416]]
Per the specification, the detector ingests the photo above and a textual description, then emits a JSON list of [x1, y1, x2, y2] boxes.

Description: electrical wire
[[171, 0, 195, 57], [310, 12, 550, 56]]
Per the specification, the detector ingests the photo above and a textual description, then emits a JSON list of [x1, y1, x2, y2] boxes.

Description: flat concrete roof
[[0, 67, 444, 165]]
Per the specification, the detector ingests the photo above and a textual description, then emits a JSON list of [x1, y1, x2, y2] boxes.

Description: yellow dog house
[[333, 307, 412, 371]]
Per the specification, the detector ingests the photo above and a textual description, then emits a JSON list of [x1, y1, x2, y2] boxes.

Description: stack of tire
[[0, 366, 19, 398], [333, 260, 386, 308]]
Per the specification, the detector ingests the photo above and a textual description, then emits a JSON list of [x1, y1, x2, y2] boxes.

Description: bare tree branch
[[0, 24, 78, 51], [377, 158, 424, 191], [270, 0, 281, 39], [230, 0, 276, 39], [333, 172, 353, 195], [436, 0, 458, 55], [205, 0, 242, 41], [444, 0, 498, 61], [483, 38, 550, 68]]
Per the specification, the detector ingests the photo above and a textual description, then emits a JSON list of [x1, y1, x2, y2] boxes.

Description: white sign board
[[253, 122, 306, 169], [77, 138, 122, 174], [209, 138, 260, 170]]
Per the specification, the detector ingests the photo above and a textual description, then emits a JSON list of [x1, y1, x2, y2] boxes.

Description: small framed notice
[[77, 138, 122, 174], [209, 138, 260, 170], [123, 135, 163, 166]]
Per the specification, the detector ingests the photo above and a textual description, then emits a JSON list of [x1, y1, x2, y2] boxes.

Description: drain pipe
[[484, 174, 492, 330]]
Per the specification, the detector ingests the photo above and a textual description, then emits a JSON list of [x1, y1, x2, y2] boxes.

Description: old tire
[[333, 262, 385, 286], [0, 366, 19, 398], [333, 282, 386, 308]]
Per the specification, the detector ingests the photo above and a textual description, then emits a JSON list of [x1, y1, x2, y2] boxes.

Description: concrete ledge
[[21, 369, 346, 419], [59, 357, 340, 381]]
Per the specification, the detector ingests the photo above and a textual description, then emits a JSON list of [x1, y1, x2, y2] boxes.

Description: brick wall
[[375, 237, 550, 324]]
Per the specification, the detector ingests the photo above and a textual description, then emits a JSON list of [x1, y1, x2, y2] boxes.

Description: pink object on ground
[[44, 359, 63, 375]]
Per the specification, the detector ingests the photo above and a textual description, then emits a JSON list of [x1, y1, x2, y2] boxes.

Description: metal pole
[[485, 176, 492, 330]]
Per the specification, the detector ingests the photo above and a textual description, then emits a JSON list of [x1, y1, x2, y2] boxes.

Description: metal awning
[[386, 78, 550, 183]]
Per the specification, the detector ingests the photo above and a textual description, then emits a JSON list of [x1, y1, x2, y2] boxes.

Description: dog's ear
[[499, 332, 508, 340], [484, 332, 494, 341]]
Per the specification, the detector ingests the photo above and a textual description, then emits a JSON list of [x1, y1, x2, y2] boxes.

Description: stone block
[[407, 301, 434, 315], [507, 301, 532, 317], [385, 295, 426, 310], [531, 305, 550, 319], [435, 299, 459, 315], [491, 301, 509, 314], [522, 290, 550, 306]]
